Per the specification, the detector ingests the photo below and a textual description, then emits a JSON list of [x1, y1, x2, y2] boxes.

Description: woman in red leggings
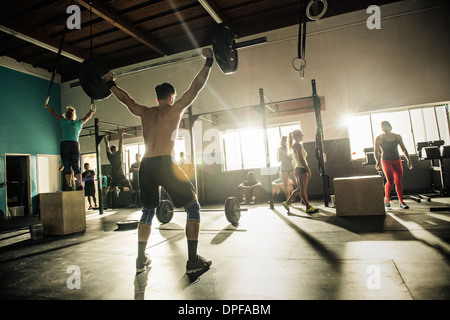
[[374, 121, 413, 209]]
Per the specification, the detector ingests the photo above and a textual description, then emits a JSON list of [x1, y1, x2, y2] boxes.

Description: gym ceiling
[[0, 0, 402, 82]]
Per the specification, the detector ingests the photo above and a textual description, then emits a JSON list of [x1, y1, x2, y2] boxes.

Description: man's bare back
[[139, 104, 184, 158]]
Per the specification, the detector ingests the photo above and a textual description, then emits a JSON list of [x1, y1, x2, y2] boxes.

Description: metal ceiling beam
[[0, 23, 87, 63], [76, 0, 166, 56], [197, 0, 230, 25]]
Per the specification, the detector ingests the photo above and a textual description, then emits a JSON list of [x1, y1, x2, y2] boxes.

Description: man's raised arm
[[118, 132, 124, 153], [103, 72, 147, 117], [174, 48, 214, 113], [104, 133, 111, 154]]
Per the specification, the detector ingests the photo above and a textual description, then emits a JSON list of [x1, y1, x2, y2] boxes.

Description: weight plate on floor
[[156, 200, 174, 224], [225, 197, 240, 226], [116, 219, 139, 230]]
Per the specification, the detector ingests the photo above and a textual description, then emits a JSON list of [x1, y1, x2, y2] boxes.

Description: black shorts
[[295, 167, 307, 177], [60, 141, 81, 175], [84, 185, 96, 197], [139, 156, 196, 209], [111, 175, 132, 190]]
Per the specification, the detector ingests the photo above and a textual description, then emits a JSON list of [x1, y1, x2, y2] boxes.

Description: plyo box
[[39, 190, 86, 235], [333, 175, 385, 216]]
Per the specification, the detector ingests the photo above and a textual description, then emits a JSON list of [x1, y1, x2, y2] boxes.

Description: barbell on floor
[[78, 23, 267, 100], [156, 197, 247, 227]]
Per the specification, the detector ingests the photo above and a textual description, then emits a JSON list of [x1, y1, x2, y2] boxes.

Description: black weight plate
[[156, 200, 174, 224], [225, 197, 240, 226], [212, 23, 238, 75], [117, 219, 139, 230], [78, 58, 111, 100]]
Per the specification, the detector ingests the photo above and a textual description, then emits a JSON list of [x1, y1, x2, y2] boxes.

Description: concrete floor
[[1, 197, 450, 301]]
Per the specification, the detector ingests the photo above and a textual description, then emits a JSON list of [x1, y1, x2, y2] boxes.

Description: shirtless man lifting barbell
[[103, 48, 214, 278]]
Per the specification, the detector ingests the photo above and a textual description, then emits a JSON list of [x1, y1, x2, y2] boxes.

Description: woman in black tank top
[[374, 121, 413, 209]]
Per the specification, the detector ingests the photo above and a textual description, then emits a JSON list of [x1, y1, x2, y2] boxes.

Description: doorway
[[5, 154, 32, 217]]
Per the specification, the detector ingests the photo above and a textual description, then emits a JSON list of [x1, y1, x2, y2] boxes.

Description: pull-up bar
[[91, 119, 138, 130], [186, 79, 329, 208], [191, 95, 315, 119], [80, 119, 142, 138], [94, 118, 104, 215]]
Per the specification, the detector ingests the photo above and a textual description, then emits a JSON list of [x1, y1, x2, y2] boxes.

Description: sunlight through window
[[346, 105, 449, 159], [221, 123, 302, 171], [347, 115, 373, 159], [223, 131, 242, 171], [240, 128, 266, 169]]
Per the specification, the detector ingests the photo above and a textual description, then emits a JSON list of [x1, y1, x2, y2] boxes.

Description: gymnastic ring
[[292, 57, 306, 72], [306, 0, 328, 21]]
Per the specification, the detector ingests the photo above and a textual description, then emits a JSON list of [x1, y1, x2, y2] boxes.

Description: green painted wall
[[0, 66, 61, 217]]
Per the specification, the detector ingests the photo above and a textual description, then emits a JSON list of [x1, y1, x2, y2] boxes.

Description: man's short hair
[[155, 83, 175, 101]]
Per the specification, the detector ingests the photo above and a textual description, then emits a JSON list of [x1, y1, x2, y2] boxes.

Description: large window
[[346, 105, 449, 159], [370, 110, 415, 155], [222, 123, 302, 171], [122, 123, 302, 174]]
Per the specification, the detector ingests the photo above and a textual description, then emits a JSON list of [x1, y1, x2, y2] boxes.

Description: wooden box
[[39, 191, 86, 235], [333, 175, 385, 216]]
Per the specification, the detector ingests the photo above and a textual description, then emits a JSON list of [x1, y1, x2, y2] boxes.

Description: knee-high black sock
[[187, 240, 198, 262]]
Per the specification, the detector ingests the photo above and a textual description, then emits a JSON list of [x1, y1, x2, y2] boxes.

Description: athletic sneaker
[[186, 255, 212, 279], [136, 254, 152, 274], [282, 201, 290, 212], [385, 199, 391, 208], [306, 206, 319, 214], [399, 203, 409, 209]]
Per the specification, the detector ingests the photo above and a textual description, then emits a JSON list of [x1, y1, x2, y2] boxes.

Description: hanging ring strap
[[91, 98, 96, 110], [292, 0, 307, 79], [45, 0, 75, 105], [292, 57, 306, 79], [291, 57, 307, 71], [90, 2, 93, 59], [298, 0, 307, 61], [306, 0, 328, 21]]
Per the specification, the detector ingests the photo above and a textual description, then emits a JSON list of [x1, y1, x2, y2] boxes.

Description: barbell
[[78, 23, 267, 100], [156, 197, 247, 227], [78, 58, 111, 100]]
